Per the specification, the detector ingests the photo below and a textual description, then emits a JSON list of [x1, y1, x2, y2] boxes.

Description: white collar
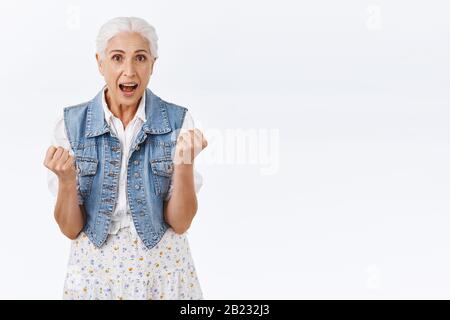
[[101, 85, 146, 125]]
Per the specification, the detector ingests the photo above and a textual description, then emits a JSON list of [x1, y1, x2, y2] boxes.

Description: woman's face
[[96, 31, 155, 108]]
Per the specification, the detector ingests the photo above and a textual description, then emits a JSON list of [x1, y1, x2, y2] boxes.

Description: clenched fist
[[43, 146, 77, 184], [173, 128, 208, 165]]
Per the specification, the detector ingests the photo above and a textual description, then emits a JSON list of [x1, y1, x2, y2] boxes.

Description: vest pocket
[[150, 158, 174, 197], [75, 157, 98, 198]]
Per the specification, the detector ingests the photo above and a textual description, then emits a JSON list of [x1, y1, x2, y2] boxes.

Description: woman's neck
[[104, 88, 140, 128]]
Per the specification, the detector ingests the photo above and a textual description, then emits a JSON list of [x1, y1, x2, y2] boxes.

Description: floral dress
[[62, 222, 203, 300]]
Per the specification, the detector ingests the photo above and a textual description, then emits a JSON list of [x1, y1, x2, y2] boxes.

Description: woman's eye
[[112, 55, 122, 62], [136, 55, 146, 62]]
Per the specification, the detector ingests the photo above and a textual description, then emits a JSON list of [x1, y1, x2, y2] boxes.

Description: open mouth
[[119, 83, 139, 93]]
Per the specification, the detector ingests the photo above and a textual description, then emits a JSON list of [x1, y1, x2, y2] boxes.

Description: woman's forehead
[[106, 32, 150, 53]]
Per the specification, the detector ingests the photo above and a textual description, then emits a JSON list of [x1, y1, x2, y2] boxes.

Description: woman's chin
[[118, 90, 144, 104], [119, 88, 137, 98]]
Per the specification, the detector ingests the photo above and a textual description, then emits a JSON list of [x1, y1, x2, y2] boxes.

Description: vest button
[[136, 145, 140, 151], [135, 184, 140, 190], [134, 160, 139, 165], [134, 172, 140, 178]]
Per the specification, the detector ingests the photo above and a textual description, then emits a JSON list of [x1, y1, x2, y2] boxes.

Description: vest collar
[[85, 87, 172, 138]]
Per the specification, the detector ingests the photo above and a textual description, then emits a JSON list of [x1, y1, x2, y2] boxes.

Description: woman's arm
[[45, 114, 85, 240], [163, 111, 207, 234], [54, 170, 86, 239], [45, 146, 85, 240], [164, 127, 208, 234], [164, 163, 198, 234]]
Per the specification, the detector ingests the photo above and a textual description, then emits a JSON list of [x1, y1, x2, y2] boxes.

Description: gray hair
[[96, 16, 159, 60]]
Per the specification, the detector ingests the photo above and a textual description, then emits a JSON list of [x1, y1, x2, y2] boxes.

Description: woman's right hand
[[44, 146, 77, 184]]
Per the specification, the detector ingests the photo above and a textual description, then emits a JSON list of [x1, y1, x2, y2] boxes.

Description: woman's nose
[[123, 59, 136, 77]]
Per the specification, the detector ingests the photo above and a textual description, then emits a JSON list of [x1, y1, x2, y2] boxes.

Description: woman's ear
[[95, 53, 104, 76]]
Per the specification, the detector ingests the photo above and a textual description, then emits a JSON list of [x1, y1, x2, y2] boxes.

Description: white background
[[0, 0, 449, 299]]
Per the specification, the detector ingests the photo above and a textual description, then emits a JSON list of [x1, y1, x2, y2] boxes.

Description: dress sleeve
[[164, 110, 204, 201], [46, 112, 82, 204]]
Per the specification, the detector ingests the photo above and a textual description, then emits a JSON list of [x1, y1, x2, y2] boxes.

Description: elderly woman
[[43, 17, 207, 300]]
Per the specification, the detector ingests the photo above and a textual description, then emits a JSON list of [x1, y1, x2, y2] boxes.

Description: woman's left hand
[[173, 128, 208, 165]]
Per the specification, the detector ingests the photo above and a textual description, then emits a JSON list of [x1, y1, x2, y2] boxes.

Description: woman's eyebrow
[[135, 49, 149, 54], [109, 49, 125, 54], [108, 49, 149, 54]]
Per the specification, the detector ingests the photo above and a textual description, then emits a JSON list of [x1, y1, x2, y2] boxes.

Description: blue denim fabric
[[63, 87, 187, 249]]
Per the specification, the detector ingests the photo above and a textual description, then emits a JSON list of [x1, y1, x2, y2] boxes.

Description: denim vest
[[63, 87, 187, 249]]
